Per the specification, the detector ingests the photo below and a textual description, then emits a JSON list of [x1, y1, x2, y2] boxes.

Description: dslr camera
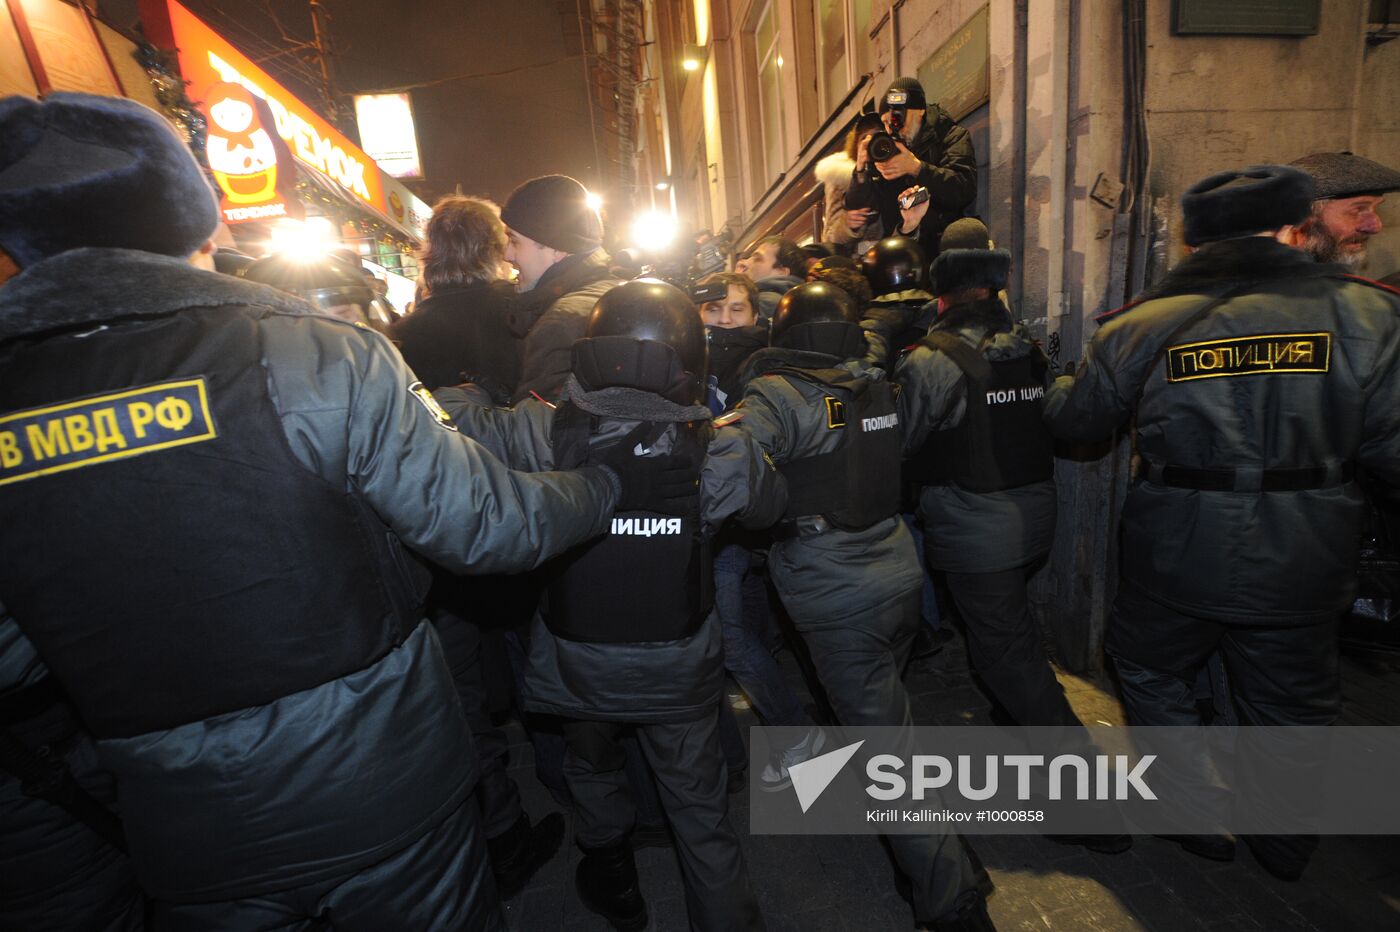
[[866, 87, 910, 164]]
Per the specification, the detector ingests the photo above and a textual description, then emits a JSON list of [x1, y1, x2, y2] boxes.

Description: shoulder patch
[[713, 409, 746, 428], [825, 395, 848, 429], [0, 378, 218, 486], [410, 381, 458, 431]]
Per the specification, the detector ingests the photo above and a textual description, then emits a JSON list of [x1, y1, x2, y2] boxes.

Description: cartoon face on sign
[[205, 82, 278, 204]]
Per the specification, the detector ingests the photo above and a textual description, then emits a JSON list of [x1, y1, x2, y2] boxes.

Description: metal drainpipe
[[1009, 0, 1029, 311]]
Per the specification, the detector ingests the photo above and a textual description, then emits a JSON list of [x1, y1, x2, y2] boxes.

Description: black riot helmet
[[243, 252, 375, 322], [770, 281, 867, 359], [861, 236, 926, 297], [573, 279, 708, 406]]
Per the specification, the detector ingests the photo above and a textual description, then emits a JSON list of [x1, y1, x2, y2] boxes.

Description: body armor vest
[[543, 402, 712, 643], [773, 367, 902, 530], [0, 307, 427, 739], [904, 331, 1054, 493]]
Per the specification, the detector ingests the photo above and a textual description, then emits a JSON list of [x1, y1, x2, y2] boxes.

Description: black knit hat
[[931, 248, 1011, 297], [1289, 152, 1400, 200], [1181, 165, 1314, 247], [0, 93, 219, 268], [879, 77, 927, 113], [500, 174, 602, 254]]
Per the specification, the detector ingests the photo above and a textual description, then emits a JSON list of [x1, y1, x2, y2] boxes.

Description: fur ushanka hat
[[931, 248, 1011, 297], [1181, 165, 1314, 247], [0, 93, 219, 268]]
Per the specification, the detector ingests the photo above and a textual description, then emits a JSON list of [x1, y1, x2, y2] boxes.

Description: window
[[813, 0, 873, 116], [754, 1, 786, 185]]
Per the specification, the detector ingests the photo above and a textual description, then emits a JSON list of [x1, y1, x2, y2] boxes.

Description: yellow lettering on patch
[[825, 396, 847, 429], [1166, 333, 1332, 383], [0, 379, 218, 487]]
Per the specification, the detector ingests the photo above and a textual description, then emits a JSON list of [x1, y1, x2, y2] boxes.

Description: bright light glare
[[682, 58, 701, 72], [585, 191, 603, 211], [267, 217, 338, 259], [631, 211, 678, 251], [655, 181, 670, 191]]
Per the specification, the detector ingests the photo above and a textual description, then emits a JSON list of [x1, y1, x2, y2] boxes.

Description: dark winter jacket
[[754, 273, 806, 323], [0, 248, 616, 902], [896, 298, 1057, 573], [844, 104, 977, 258], [706, 324, 769, 413], [861, 289, 936, 369], [1045, 237, 1400, 624], [508, 250, 620, 403], [388, 278, 521, 398], [438, 379, 785, 722]]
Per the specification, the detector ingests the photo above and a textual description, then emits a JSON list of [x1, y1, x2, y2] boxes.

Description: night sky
[[102, 0, 601, 208]]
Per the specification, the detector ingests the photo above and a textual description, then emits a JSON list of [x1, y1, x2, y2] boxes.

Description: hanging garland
[[134, 41, 208, 166]]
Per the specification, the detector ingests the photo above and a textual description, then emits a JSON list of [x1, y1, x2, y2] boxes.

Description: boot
[[576, 839, 648, 931], [1156, 833, 1236, 862], [922, 890, 998, 931], [486, 811, 566, 900]]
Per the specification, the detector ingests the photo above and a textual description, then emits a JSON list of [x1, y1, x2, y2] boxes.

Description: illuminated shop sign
[[202, 82, 302, 224], [161, 0, 385, 214]]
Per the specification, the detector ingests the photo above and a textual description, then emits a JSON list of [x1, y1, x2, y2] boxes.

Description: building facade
[[626, 0, 1400, 671]]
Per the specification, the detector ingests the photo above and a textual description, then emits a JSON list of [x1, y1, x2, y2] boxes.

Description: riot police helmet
[[573, 278, 708, 406], [770, 281, 867, 359], [243, 252, 375, 326], [861, 236, 926, 296]]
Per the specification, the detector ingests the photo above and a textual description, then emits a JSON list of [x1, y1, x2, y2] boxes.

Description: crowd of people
[[1, 76, 1399, 932]]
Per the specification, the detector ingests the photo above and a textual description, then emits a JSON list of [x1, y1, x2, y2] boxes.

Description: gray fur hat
[[0, 93, 219, 268], [1289, 152, 1400, 200]]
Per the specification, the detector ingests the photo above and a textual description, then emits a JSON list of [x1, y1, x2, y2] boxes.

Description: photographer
[[845, 77, 977, 259]]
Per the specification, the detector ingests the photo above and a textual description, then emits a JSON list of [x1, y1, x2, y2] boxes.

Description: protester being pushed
[[1044, 165, 1400, 880], [439, 279, 783, 931], [388, 194, 522, 398], [502, 174, 620, 403], [0, 93, 677, 931]]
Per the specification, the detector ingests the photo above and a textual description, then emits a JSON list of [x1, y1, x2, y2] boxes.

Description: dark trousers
[[152, 795, 503, 931], [1107, 592, 1341, 868], [944, 565, 1081, 727], [561, 714, 764, 932], [793, 591, 977, 922], [432, 612, 522, 838]]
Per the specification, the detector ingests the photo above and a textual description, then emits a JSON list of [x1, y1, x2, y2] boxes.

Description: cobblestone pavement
[[499, 626, 1400, 931]]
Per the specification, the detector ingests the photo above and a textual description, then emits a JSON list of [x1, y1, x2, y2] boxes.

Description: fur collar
[[738, 346, 843, 384], [0, 247, 315, 341], [815, 152, 855, 186], [1141, 237, 1341, 300], [931, 297, 1012, 337]]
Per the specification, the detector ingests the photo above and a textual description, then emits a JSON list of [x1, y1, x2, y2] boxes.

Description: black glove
[[598, 424, 700, 516]]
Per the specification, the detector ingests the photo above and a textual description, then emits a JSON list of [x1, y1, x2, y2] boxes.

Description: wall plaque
[[916, 5, 989, 122], [1174, 0, 1321, 36]]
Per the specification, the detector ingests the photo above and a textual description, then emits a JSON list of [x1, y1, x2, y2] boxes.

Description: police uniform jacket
[[438, 383, 786, 722], [1043, 237, 1400, 624], [735, 350, 922, 626], [896, 298, 1057, 574], [0, 248, 616, 903]]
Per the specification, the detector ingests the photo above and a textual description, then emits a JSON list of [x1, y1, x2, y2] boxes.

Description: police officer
[[0, 93, 680, 930], [1044, 165, 1400, 879], [859, 235, 933, 368], [896, 247, 1079, 729], [733, 282, 993, 930], [440, 280, 781, 931]]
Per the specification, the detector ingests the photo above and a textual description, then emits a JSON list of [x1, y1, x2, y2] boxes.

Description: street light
[[631, 210, 677, 252], [682, 43, 706, 72]]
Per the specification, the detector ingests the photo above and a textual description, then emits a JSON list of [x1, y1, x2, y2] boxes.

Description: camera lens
[[869, 132, 900, 163]]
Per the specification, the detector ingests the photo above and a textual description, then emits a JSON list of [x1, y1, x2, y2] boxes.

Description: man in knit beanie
[[501, 174, 621, 403]]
